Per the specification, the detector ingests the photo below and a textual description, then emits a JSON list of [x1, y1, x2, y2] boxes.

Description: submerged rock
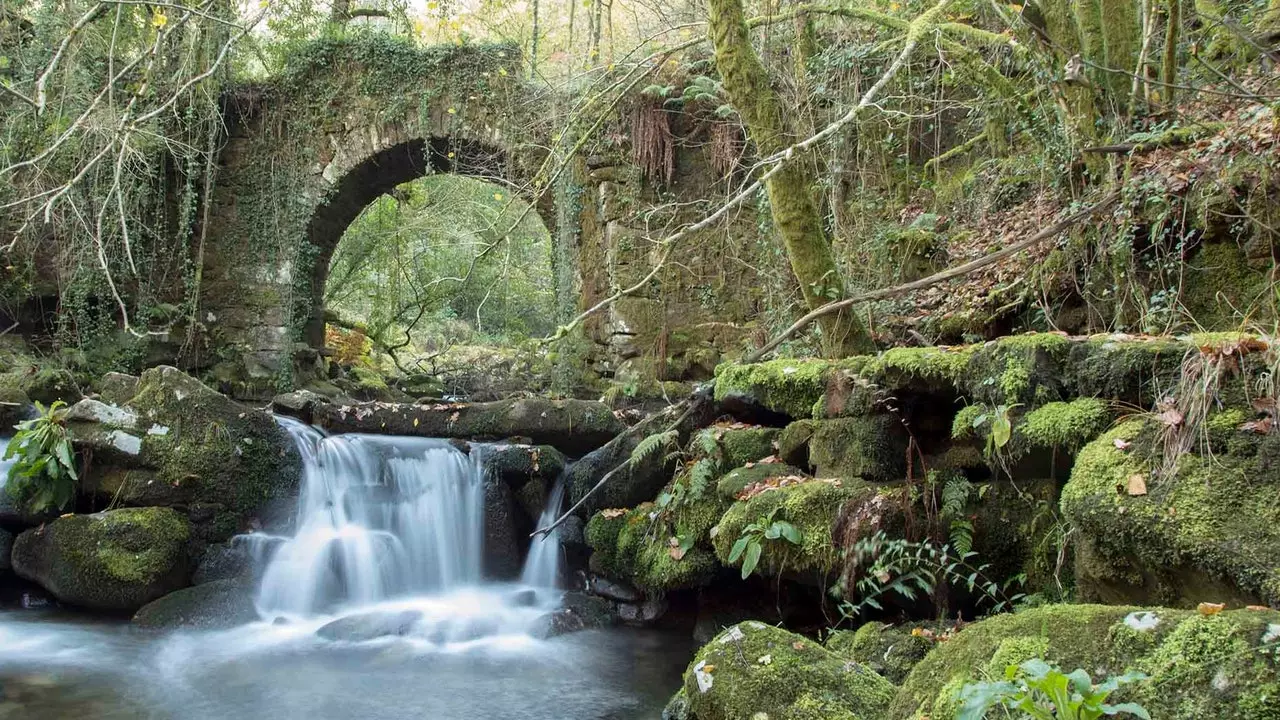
[[676, 621, 895, 720], [313, 398, 624, 455], [529, 592, 616, 639], [316, 610, 423, 642], [11, 508, 190, 612], [192, 542, 254, 585], [892, 603, 1280, 720], [132, 578, 258, 630]]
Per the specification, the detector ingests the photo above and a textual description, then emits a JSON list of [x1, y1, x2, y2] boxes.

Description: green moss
[[809, 416, 907, 483], [896, 604, 1280, 720], [1062, 422, 1280, 606], [1065, 336, 1187, 407], [91, 508, 191, 584], [964, 333, 1073, 405], [585, 511, 628, 576], [712, 480, 857, 578], [587, 504, 718, 590], [681, 621, 895, 720], [826, 622, 935, 684], [1018, 397, 1111, 450], [698, 426, 779, 469], [952, 404, 988, 440], [1181, 244, 1273, 331], [716, 463, 807, 500], [863, 345, 974, 392], [714, 360, 833, 419], [777, 419, 818, 466]]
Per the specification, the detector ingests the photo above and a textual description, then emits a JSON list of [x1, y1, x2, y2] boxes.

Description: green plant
[[838, 531, 1023, 618], [968, 403, 1021, 459], [956, 659, 1150, 720], [4, 401, 78, 514], [727, 506, 803, 579]]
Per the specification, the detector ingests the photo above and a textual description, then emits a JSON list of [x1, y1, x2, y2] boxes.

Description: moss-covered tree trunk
[[706, 0, 873, 357]]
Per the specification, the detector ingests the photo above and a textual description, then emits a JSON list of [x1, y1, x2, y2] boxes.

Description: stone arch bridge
[[199, 35, 763, 395]]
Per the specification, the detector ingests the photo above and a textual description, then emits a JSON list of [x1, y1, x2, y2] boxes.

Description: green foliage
[[4, 400, 77, 514], [839, 531, 1023, 619], [727, 506, 803, 579], [957, 659, 1150, 720], [630, 429, 679, 466]]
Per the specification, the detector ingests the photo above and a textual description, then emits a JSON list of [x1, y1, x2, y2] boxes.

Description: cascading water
[[520, 476, 566, 588], [243, 417, 565, 645], [256, 418, 489, 616]]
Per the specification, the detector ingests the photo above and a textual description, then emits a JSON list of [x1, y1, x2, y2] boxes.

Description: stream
[[0, 420, 694, 719]]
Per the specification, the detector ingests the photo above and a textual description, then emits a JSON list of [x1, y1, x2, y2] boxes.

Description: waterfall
[[520, 475, 566, 588], [256, 417, 488, 617]]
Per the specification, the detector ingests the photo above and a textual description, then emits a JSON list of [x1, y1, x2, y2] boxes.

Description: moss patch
[[809, 416, 908, 483], [1018, 397, 1111, 451], [680, 621, 895, 720], [712, 480, 856, 578], [714, 359, 834, 419], [826, 622, 935, 684]]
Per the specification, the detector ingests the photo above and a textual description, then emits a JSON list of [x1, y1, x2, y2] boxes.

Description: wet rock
[[0, 492, 57, 531], [559, 515, 585, 547], [0, 528, 11, 572], [316, 610, 423, 642], [0, 386, 32, 432], [270, 390, 329, 425], [483, 444, 567, 488], [507, 588, 539, 607], [132, 578, 259, 630], [566, 433, 673, 518], [482, 476, 521, 580], [192, 542, 253, 585], [94, 372, 140, 406], [68, 366, 303, 544], [617, 594, 667, 625], [313, 398, 624, 455], [12, 507, 190, 612], [530, 591, 616, 639], [586, 575, 642, 603]]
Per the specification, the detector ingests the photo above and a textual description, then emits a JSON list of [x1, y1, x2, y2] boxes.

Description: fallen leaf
[[1159, 408, 1184, 427], [1113, 438, 1132, 450], [1247, 605, 1270, 611], [1197, 602, 1226, 616], [1126, 474, 1148, 496], [792, 641, 806, 651], [601, 508, 628, 519]]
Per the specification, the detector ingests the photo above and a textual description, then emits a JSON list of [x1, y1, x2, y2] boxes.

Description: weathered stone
[[313, 398, 624, 455], [566, 432, 673, 518], [95, 372, 140, 406], [12, 508, 190, 612], [586, 574, 642, 603], [482, 475, 521, 580], [270, 389, 330, 425], [529, 591, 616, 639], [616, 594, 667, 625], [132, 578, 258, 630], [482, 444, 567, 488], [316, 610, 422, 642], [192, 542, 254, 585], [0, 528, 11, 572], [0, 386, 32, 433]]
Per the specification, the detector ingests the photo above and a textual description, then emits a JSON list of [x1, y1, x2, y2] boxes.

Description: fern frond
[[631, 429, 678, 465]]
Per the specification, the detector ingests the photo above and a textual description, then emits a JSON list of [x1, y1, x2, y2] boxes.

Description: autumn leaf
[[1126, 473, 1148, 496], [1113, 438, 1132, 450], [601, 508, 627, 519], [151, 10, 168, 28]]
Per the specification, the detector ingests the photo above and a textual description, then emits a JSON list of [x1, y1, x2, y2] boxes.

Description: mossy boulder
[[1064, 335, 1187, 407], [809, 416, 908, 483], [716, 462, 807, 500], [825, 622, 935, 684], [714, 359, 833, 420], [696, 425, 779, 469], [712, 480, 856, 580], [1062, 420, 1280, 607], [1016, 397, 1111, 452], [891, 603, 1280, 720], [777, 420, 817, 468], [12, 507, 190, 612], [482, 443, 567, 488], [70, 366, 303, 544], [585, 504, 718, 591], [675, 621, 895, 720], [314, 397, 624, 455]]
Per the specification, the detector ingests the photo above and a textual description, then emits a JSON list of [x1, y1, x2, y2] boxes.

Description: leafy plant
[[4, 401, 78, 514], [727, 506, 803, 579], [957, 659, 1150, 720], [969, 403, 1021, 459], [838, 531, 1023, 618]]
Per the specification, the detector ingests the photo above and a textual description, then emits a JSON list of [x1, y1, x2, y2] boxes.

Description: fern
[[941, 475, 975, 555], [631, 429, 678, 465], [688, 458, 717, 500]]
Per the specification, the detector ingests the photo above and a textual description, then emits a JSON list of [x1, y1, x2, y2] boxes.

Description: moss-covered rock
[[1062, 420, 1280, 607], [585, 504, 719, 591], [11, 507, 190, 612], [809, 416, 908, 483], [1017, 397, 1111, 451], [863, 345, 973, 394], [1064, 335, 1187, 407], [677, 621, 895, 720], [825, 622, 935, 684], [712, 480, 856, 579], [132, 577, 258, 630], [715, 462, 807, 500], [695, 426, 779, 469], [962, 333, 1073, 406], [891, 604, 1280, 720], [714, 359, 833, 420], [314, 397, 624, 455], [777, 420, 817, 468], [72, 366, 303, 545]]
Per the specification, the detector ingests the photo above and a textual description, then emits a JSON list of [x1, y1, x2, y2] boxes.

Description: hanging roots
[[631, 99, 675, 186], [710, 119, 744, 180]]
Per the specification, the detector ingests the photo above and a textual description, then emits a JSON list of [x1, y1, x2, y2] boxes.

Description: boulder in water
[[316, 610, 423, 642], [483, 444, 567, 487], [270, 389, 330, 425], [312, 398, 624, 455], [192, 542, 254, 585], [132, 578, 258, 630], [530, 591, 616, 639], [483, 476, 522, 580], [11, 507, 190, 612], [67, 366, 302, 544]]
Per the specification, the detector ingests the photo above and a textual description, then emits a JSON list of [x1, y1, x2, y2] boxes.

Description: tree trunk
[[706, 0, 873, 356]]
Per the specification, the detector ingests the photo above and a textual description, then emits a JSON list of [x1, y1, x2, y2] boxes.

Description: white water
[[520, 475, 566, 587]]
